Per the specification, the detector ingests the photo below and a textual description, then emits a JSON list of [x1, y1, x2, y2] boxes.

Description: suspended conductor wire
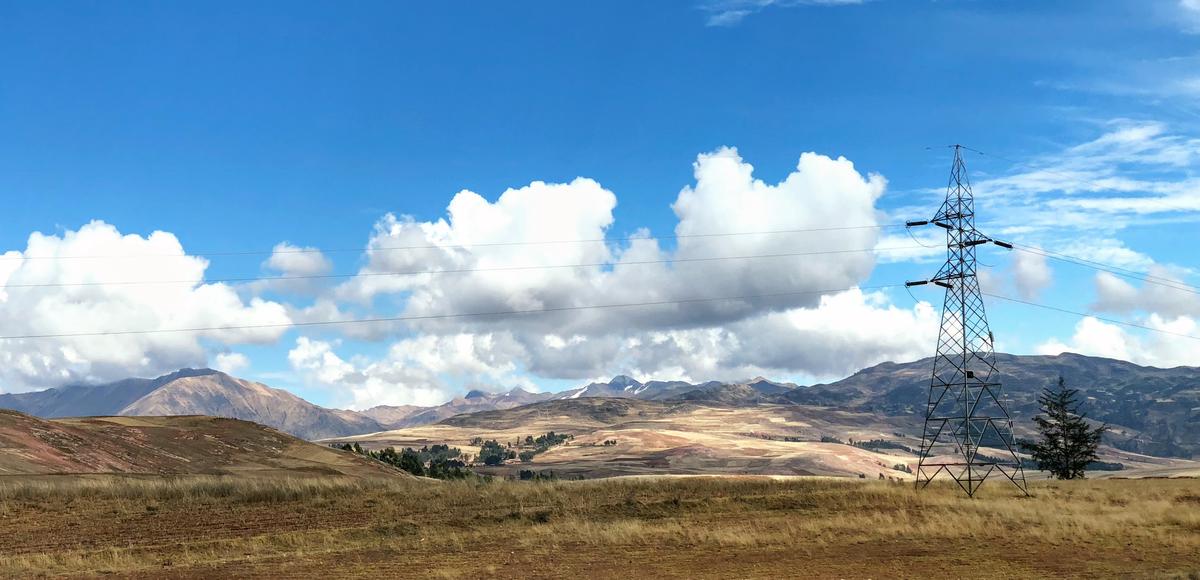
[[5, 245, 923, 289], [0, 223, 910, 262], [0, 283, 907, 340]]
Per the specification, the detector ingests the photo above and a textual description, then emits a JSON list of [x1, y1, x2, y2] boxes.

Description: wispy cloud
[[698, 0, 865, 27], [964, 120, 1200, 238]]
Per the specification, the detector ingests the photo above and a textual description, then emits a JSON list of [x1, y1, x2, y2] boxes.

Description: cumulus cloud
[[290, 289, 938, 407], [246, 242, 334, 296], [618, 288, 939, 381], [5, 147, 942, 408], [288, 334, 528, 409], [1037, 314, 1200, 368], [336, 148, 886, 343], [1012, 251, 1052, 299], [212, 352, 250, 374], [278, 147, 941, 406], [0, 221, 290, 391], [266, 242, 332, 277], [1092, 269, 1200, 318]]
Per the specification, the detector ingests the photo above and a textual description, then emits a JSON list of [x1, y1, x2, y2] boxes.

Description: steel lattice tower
[[905, 145, 1028, 497]]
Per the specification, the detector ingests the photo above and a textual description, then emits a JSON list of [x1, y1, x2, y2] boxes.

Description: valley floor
[[0, 475, 1197, 579]]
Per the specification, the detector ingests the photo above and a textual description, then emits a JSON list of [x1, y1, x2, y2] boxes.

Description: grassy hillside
[[0, 410, 398, 478], [0, 476, 1195, 578]]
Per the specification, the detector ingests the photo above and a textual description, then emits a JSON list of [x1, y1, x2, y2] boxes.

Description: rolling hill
[[332, 396, 1198, 480], [362, 387, 555, 429], [0, 409, 398, 477], [789, 353, 1200, 458], [0, 369, 384, 440]]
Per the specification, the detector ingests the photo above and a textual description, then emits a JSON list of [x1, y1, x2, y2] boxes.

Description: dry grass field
[[0, 475, 1197, 579]]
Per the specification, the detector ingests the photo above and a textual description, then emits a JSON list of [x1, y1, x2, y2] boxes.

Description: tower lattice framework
[[906, 145, 1028, 497]]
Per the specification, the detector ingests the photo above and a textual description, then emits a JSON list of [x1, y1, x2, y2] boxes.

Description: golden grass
[[0, 475, 1196, 578]]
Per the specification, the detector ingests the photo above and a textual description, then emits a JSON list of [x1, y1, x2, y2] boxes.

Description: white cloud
[[212, 352, 250, 374], [289, 147, 944, 406], [1012, 251, 1052, 299], [288, 337, 361, 385], [1057, 237, 1157, 271], [288, 334, 527, 409], [619, 288, 939, 382], [289, 288, 938, 408], [1037, 314, 1200, 368], [972, 120, 1200, 235], [265, 242, 332, 277], [247, 242, 334, 296], [1092, 268, 1200, 318], [336, 148, 887, 345], [0, 221, 291, 392]]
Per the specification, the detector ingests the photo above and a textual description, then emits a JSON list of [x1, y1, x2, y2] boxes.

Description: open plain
[[0, 475, 1197, 579]]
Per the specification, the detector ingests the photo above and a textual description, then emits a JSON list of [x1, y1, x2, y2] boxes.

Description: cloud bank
[[0, 221, 290, 391]]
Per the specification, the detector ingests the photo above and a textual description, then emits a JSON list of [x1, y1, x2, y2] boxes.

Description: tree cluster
[[338, 442, 473, 479], [477, 439, 516, 466]]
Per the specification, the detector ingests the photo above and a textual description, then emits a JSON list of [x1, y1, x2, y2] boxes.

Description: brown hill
[[119, 371, 383, 440], [329, 398, 969, 479], [333, 395, 1199, 480], [358, 404, 426, 427], [365, 387, 555, 429], [0, 409, 398, 478], [0, 369, 384, 440], [787, 353, 1200, 458]]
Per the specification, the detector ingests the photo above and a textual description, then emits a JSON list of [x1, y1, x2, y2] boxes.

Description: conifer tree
[[1022, 376, 1107, 480]]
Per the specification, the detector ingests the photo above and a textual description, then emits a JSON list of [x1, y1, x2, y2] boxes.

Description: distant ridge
[[787, 353, 1200, 458], [3, 353, 1198, 458], [0, 369, 383, 440], [362, 387, 554, 429]]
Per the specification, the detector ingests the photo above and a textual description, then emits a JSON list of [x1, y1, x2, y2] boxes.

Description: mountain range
[[788, 353, 1200, 458], [1, 353, 1198, 459]]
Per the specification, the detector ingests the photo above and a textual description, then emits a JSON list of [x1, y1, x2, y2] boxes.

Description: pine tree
[[1022, 376, 1108, 480]]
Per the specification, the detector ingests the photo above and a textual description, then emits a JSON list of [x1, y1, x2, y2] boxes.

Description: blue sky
[[3, 0, 1200, 408]]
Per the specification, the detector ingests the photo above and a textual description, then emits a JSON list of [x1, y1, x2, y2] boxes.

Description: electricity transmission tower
[[905, 145, 1028, 497]]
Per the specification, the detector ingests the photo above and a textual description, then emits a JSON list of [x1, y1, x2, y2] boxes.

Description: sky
[[3, 0, 1200, 409]]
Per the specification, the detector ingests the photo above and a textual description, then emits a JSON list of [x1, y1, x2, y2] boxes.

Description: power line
[[4, 245, 927, 289], [0, 223, 908, 262], [0, 284, 905, 340], [6, 277, 1199, 347], [1012, 244, 1200, 297], [983, 292, 1200, 343]]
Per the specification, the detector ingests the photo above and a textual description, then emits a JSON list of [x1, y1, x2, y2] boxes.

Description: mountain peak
[[609, 375, 640, 387], [158, 368, 223, 382], [464, 389, 488, 400]]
